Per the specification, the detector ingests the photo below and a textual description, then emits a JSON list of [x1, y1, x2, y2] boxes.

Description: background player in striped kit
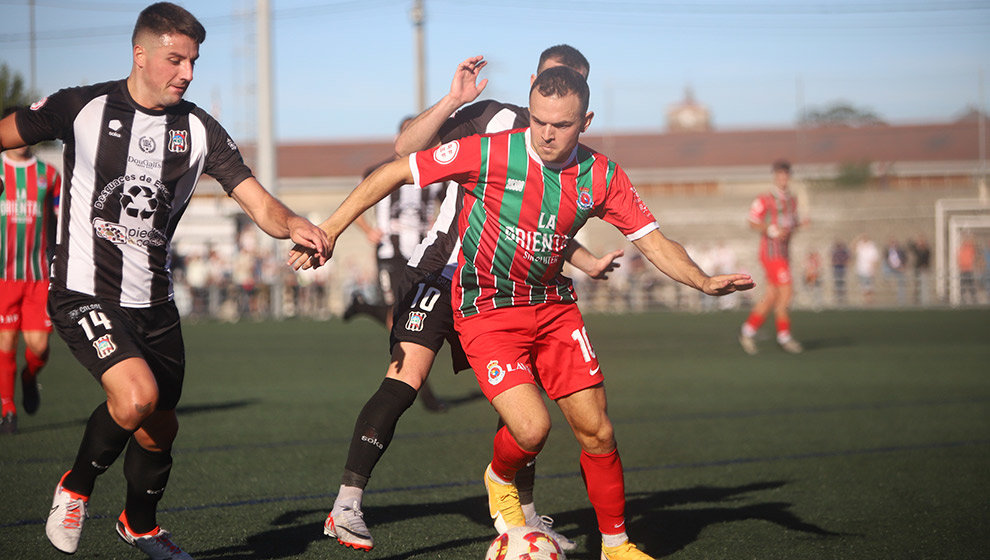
[[738, 159, 804, 355], [0, 3, 328, 558], [344, 117, 449, 412], [0, 105, 61, 434], [294, 66, 753, 559]]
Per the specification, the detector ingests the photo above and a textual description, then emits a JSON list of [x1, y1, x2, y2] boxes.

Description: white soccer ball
[[485, 526, 566, 560]]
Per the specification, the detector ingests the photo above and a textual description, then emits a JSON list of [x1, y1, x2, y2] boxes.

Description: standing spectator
[[855, 235, 881, 305], [803, 250, 823, 310], [738, 159, 804, 354], [830, 240, 850, 306], [884, 238, 907, 306], [0, 107, 61, 434], [957, 234, 978, 304], [907, 235, 931, 306]]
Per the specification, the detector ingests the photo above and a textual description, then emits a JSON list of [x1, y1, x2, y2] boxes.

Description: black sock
[[341, 378, 418, 488], [517, 459, 536, 506], [63, 402, 133, 496], [123, 439, 173, 534]]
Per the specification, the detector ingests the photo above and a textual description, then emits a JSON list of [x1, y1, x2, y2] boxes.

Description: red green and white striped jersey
[[1, 154, 61, 282], [748, 189, 798, 261], [411, 128, 659, 317]]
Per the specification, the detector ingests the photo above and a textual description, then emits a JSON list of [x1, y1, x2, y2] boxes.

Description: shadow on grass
[[190, 480, 843, 559], [16, 399, 259, 435]]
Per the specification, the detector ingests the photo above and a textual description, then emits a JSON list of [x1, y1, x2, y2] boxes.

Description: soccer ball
[[485, 526, 566, 560]]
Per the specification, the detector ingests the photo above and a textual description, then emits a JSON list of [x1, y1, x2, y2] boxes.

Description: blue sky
[[1, 0, 988, 142]]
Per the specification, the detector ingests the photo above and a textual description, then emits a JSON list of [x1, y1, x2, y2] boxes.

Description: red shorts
[[761, 258, 792, 286], [0, 280, 52, 332], [455, 303, 604, 401]]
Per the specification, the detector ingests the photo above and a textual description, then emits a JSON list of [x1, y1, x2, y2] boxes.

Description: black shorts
[[377, 257, 407, 306], [390, 268, 470, 373], [49, 287, 185, 410]]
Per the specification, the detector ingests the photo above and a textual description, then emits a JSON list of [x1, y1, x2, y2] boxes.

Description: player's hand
[[450, 55, 488, 105], [586, 249, 624, 280], [288, 232, 336, 270], [702, 273, 755, 296], [286, 216, 331, 269]]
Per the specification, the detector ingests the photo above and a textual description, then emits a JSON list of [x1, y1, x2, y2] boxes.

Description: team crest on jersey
[[93, 334, 117, 359], [405, 311, 426, 332], [487, 360, 505, 385], [168, 129, 188, 153], [30, 97, 48, 111], [139, 136, 156, 153], [577, 188, 594, 210], [433, 140, 459, 164]]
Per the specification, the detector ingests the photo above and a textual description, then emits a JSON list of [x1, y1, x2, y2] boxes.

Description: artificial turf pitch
[[1, 309, 988, 559]]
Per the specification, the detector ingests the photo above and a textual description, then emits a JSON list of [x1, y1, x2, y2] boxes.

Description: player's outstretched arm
[[633, 230, 754, 295], [231, 178, 329, 264], [563, 240, 624, 280], [394, 55, 488, 156], [288, 158, 415, 270], [0, 113, 27, 153]]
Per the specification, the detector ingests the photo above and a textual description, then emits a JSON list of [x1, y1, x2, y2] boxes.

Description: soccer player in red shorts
[[292, 66, 753, 559], [0, 111, 60, 434], [739, 159, 804, 354]]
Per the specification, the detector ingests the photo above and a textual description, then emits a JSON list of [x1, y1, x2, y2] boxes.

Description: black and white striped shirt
[[16, 80, 252, 308], [406, 100, 529, 279]]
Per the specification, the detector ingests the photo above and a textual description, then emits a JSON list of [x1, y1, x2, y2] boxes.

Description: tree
[[799, 101, 886, 128], [0, 63, 34, 115]]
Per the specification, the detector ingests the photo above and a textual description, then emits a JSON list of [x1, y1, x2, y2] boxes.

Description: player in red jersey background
[[738, 159, 805, 354], [0, 105, 61, 434]]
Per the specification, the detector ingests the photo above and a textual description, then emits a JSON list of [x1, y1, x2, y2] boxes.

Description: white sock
[[741, 324, 757, 338], [333, 484, 364, 513], [602, 531, 629, 548], [521, 503, 538, 523], [777, 331, 793, 344], [487, 468, 513, 486]]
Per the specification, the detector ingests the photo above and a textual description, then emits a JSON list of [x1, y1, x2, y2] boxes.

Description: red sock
[[24, 347, 47, 376], [0, 349, 16, 416], [744, 312, 766, 333], [580, 449, 626, 535], [491, 426, 538, 482], [776, 317, 791, 337]]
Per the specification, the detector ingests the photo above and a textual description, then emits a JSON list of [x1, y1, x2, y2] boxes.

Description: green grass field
[[2, 310, 988, 559]]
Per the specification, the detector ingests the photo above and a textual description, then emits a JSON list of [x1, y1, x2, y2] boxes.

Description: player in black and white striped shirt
[[0, 3, 328, 558]]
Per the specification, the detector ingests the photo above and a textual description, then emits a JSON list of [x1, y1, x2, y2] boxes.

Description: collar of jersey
[[524, 128, 577, 170]]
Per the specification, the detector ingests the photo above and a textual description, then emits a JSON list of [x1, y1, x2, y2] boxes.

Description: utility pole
[[411, 0, 426, 111], [256, 0, 283, 317], [29, 0, 36, 93]]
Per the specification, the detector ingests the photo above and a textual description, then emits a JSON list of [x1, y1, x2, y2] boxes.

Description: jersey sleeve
[[438, 100, 528, 142], [15, 86, 90, 145], [748, 195, 767, 224], [195, 108, 254, 194], [409, 136, 480, 193], [601, 164, 659, 241]]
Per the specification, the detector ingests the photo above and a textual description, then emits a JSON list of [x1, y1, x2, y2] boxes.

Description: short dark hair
[[772, 159, 792, 172], [132, 2, 206, 46], [530, 66, 590, 115], [2, 105, 25, 119], [538, 44, 590, 77]]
